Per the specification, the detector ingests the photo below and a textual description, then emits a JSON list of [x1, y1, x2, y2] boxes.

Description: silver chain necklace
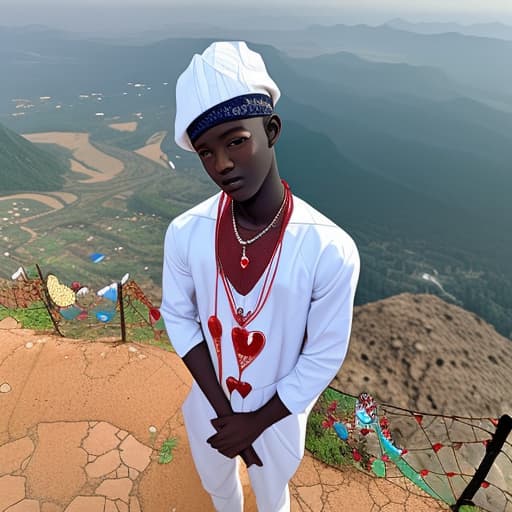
[[231, 194, 287, 269]]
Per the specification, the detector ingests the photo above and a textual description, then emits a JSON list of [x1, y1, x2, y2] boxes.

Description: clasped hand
[[207, 410, 266, 460]]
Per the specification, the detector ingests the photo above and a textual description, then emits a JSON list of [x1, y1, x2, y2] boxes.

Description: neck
[[234, 168, 285, 230]]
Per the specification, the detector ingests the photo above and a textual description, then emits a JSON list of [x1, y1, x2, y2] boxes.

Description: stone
[[0, 317, 20, 329], [83, 422, 121, 456], [104, 500, 117, 512], [95, 478, 133, 502], [5, 499, 41, 512], [0, 475, 26, 511], [0, 437, 35, 476], [128, 469, 139, 480], [119, 436, 152, 472], [64, 496, 105, 512], [116, 500, 128, 512], [0, 382, 12, 393], [85, 450, 121, 478], [117, 465, 129, 478]]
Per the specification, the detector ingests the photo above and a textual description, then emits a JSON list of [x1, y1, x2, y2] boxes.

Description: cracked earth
[[0, 319, 444, 511]]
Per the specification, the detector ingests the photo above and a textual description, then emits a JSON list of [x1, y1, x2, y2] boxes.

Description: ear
[[265, 114, 282, 148]]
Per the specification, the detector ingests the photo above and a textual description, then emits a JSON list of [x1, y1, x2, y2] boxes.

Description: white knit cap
[[174, 41, 281, 151]]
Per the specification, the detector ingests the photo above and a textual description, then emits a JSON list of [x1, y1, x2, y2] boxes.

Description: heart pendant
[[231, 327, 265, 372], [226, 376, 252, 398], [207, 315, 222, 339], [240, 256, 250, 269], [208, 315, 223, 381], [226, 376, 238, 394]]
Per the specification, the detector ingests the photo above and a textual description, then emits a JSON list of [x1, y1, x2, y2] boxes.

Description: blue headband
[[187, 93, 274, 144]]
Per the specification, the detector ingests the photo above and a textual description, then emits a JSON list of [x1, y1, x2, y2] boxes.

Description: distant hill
[[145, 23, 512, 106], [0, 123, 67, 191], [385, 18, 512, 41], [285, 50, 458, 102]]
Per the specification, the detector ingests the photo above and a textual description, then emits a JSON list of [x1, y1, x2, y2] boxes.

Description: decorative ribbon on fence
[[313, 387, 512, 512]]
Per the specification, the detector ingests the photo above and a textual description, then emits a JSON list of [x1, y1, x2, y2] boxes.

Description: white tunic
[[161, 191, 360, 494]]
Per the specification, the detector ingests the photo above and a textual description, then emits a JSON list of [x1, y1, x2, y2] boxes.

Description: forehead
[[192, 117, 264, 148]]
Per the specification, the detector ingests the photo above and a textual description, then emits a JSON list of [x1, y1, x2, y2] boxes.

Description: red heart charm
[[226, 376, 238, 394], [226, 376, 252, 398], [240, 256, 250, 269], [208, 315, 224, 381], [149, 308, 161, 325], [208, 315, 222, 339], [236, 380, 252, 398], [231, 327, 265, 372]]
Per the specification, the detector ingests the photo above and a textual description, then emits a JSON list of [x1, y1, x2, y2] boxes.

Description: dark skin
[[181, 114, 292, 468]]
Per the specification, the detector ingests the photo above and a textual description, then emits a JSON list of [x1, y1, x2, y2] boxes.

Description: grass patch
[[306, 411, 353, 466], [0, 303, 54, 330], [158, 437, 178, 464], [0, 298, 171, 347], [306, 390, 357, 467]]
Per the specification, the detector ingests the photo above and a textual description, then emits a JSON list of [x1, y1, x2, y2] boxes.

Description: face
[[192, 116, 279, 202]]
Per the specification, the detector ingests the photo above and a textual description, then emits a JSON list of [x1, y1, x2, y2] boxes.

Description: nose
[[214, 148, 234, 174]]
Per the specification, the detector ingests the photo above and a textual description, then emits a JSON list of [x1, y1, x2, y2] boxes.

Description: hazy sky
[[1, 0, 512, 31]]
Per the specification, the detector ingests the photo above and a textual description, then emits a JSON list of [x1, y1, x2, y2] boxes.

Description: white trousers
[[182, 383, 304, 512]]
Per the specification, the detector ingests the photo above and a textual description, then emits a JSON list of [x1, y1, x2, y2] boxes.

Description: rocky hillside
[[333, 293, 512, 417]]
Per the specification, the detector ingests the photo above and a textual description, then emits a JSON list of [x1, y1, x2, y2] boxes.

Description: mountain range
[[385, 18, 512, 41], [0, 28, 511, 339]]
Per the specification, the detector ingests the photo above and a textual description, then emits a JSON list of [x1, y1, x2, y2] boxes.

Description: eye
[[198, 149, 212, 158], [228, 136, 248, 147]]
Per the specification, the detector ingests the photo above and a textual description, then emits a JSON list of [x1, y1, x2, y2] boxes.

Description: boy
[[161, 41, 360, 511]]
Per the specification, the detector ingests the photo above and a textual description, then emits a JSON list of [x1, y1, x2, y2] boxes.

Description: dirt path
[[45, 192, 78, 205], [108, 121, 138, 132], [134, 130, 169, 168], [0, 193, 75, 225], [23, 132, 124, 183], [69, 158, 109, 183], [18, 226, 37, 244], [0, 194, 64, 211]]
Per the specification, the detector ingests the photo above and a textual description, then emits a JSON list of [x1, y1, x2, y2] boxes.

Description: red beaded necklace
[[207, 181, 293, 397]]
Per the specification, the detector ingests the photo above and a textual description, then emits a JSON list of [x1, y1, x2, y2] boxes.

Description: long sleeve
[[160, 221, 204, 357], [276, 235, 360, 414]]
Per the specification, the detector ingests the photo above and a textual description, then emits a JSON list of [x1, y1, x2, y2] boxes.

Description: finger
[[207, 429, 233, 447], [211, 418, 228, 430], [218, 447, 238, 459], [212, 436, 242, 452], [247, 446, 263, 466], [245, 454, 263, 468], [219, 438, 253, 457]]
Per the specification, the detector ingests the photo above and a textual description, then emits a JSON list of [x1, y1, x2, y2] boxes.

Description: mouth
[[222, 176, 242, 186], [221, 177, 243, 190]]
